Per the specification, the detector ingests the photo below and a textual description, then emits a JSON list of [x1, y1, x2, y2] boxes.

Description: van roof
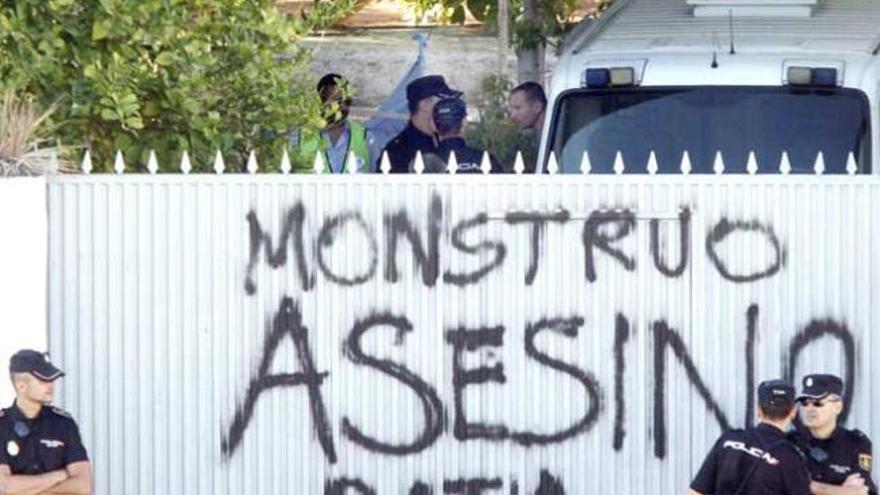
[[572, 0, 880, 56]]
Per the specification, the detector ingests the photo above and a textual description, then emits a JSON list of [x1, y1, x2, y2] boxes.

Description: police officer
[[418, 97, 503, 174], [687, 379, 811, 495], [0, 349, 92, 494], [380, 75, 462, 173], [507, 81, 547, 173], [789, 374, 876, 495]]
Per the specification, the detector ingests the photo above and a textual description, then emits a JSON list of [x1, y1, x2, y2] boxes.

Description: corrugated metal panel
[[582, 0, 880, 53], [48, 175, 880, 494]]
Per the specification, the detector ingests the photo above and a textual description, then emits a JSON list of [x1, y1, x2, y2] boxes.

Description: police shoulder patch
[[50, 406, 72, 418], [860, 453, 872, 471]]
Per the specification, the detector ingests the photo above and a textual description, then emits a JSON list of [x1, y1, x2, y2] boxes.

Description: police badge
[[860, 453, 872, 471], [6, 440, 19, 457]]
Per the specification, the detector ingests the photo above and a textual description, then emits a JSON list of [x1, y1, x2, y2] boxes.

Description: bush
[[0, 88, 74, 176], [0, 0, 356, 172]]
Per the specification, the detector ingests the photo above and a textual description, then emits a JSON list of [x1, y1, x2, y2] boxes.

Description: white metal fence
[[80, 147, 863, 175], [46, 160, 880, 494]]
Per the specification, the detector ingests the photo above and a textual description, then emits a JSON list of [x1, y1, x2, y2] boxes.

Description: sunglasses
[[799, 398, 841, 408]]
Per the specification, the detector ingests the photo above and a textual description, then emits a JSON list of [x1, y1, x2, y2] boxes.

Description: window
[[548, 87, 870, 174]]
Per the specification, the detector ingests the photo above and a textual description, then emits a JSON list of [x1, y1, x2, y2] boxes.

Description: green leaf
[[124, 116, 144, 129], [92, 21, 111, 41], [83, 65, 100, 79], [119, 94, 138, 106], [155, 51, 174, 66]]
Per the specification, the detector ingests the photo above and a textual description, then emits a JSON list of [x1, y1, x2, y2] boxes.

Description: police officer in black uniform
[[380, 75, 462, 173], [418, 97, 503, 174], [688, 379, 811, 495], [0, 349, 92, 494], [789, 374, 876, 495]]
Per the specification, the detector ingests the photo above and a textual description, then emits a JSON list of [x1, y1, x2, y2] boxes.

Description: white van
[[540, 0, 880, 174]]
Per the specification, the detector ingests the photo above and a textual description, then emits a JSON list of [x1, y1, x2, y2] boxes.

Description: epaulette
[[780, 439, 807, 457], [50, 406, 72, 418], [851, 428, 872, 444]]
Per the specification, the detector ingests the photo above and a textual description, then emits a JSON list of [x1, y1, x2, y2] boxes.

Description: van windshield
[[548, 87, 870, 174]]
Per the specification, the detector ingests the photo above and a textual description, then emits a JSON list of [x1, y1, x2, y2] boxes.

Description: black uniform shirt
[[381, 123, 437, 173], [789, 425, 876, 494], [435, 138, 504, 174], [0, 402, 89, 475], [691, 423, 812, 495]]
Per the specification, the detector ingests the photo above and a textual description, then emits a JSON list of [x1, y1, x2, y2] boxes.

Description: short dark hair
[[512, 81, 547, 108], [317, 73, 343, 94], [317, 73, 353, 106], [760, 401, 795, 421]]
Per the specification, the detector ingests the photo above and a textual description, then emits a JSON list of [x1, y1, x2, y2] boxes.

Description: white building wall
[[0, 177, 48, 406], [46, 175, 880, 494]]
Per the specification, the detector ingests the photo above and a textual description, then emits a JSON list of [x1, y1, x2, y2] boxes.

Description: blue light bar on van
[[583, 67, 636, 88], [787, 66, 839, 87]]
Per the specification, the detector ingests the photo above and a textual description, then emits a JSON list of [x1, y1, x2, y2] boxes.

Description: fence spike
[[547, 151, 559, 174], [813, 151, 825, 175], [513, 151, 525, 175], [113, 150, 125, 174], [846, 152, 858, 175], [247, 151, 258, 174], [49, 150, 59, 174], [146, 150, 159, 174], [447, 151, 459, 174], [580, 151, 593, 174], [313, 151, 326, 174], [779, 151, 791, 175], [346, 150, 359, 174], [613, 151, 625, 175], [680, 151, 692, 175], [81, 150, 92, 174], [280, 149, 292, 174], [213, 150, 225, 175], [379, 151, 391, 174], [713, 151, 725, 175], [746, 151, 758, 175], [413, 150, 425, 174], [646, 151, 658, 175], [480, 151, 492, 174], [180, 151, 192, 174]]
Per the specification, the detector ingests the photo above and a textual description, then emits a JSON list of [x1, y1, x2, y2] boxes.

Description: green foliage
[[402, 0, 615, 52], [0, 0, 358, 172], [466, 73, 536, 170]]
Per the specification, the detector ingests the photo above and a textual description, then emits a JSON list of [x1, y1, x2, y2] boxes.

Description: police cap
[[406, 75, 462, 106], [9, 349, 65, 382], [433, 97, 467, 132], [797, 374, 843, 401], [758, 379, 796, 409]]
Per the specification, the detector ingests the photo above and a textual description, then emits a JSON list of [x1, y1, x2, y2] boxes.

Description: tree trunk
[[497, 0, 510, 77], [516, 0, 545, 84]]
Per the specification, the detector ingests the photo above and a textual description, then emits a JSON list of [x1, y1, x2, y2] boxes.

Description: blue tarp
[[365, 33, 429, 165]]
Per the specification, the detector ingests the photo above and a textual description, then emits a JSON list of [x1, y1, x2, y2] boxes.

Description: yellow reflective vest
[[295, 121, 370, 173]]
